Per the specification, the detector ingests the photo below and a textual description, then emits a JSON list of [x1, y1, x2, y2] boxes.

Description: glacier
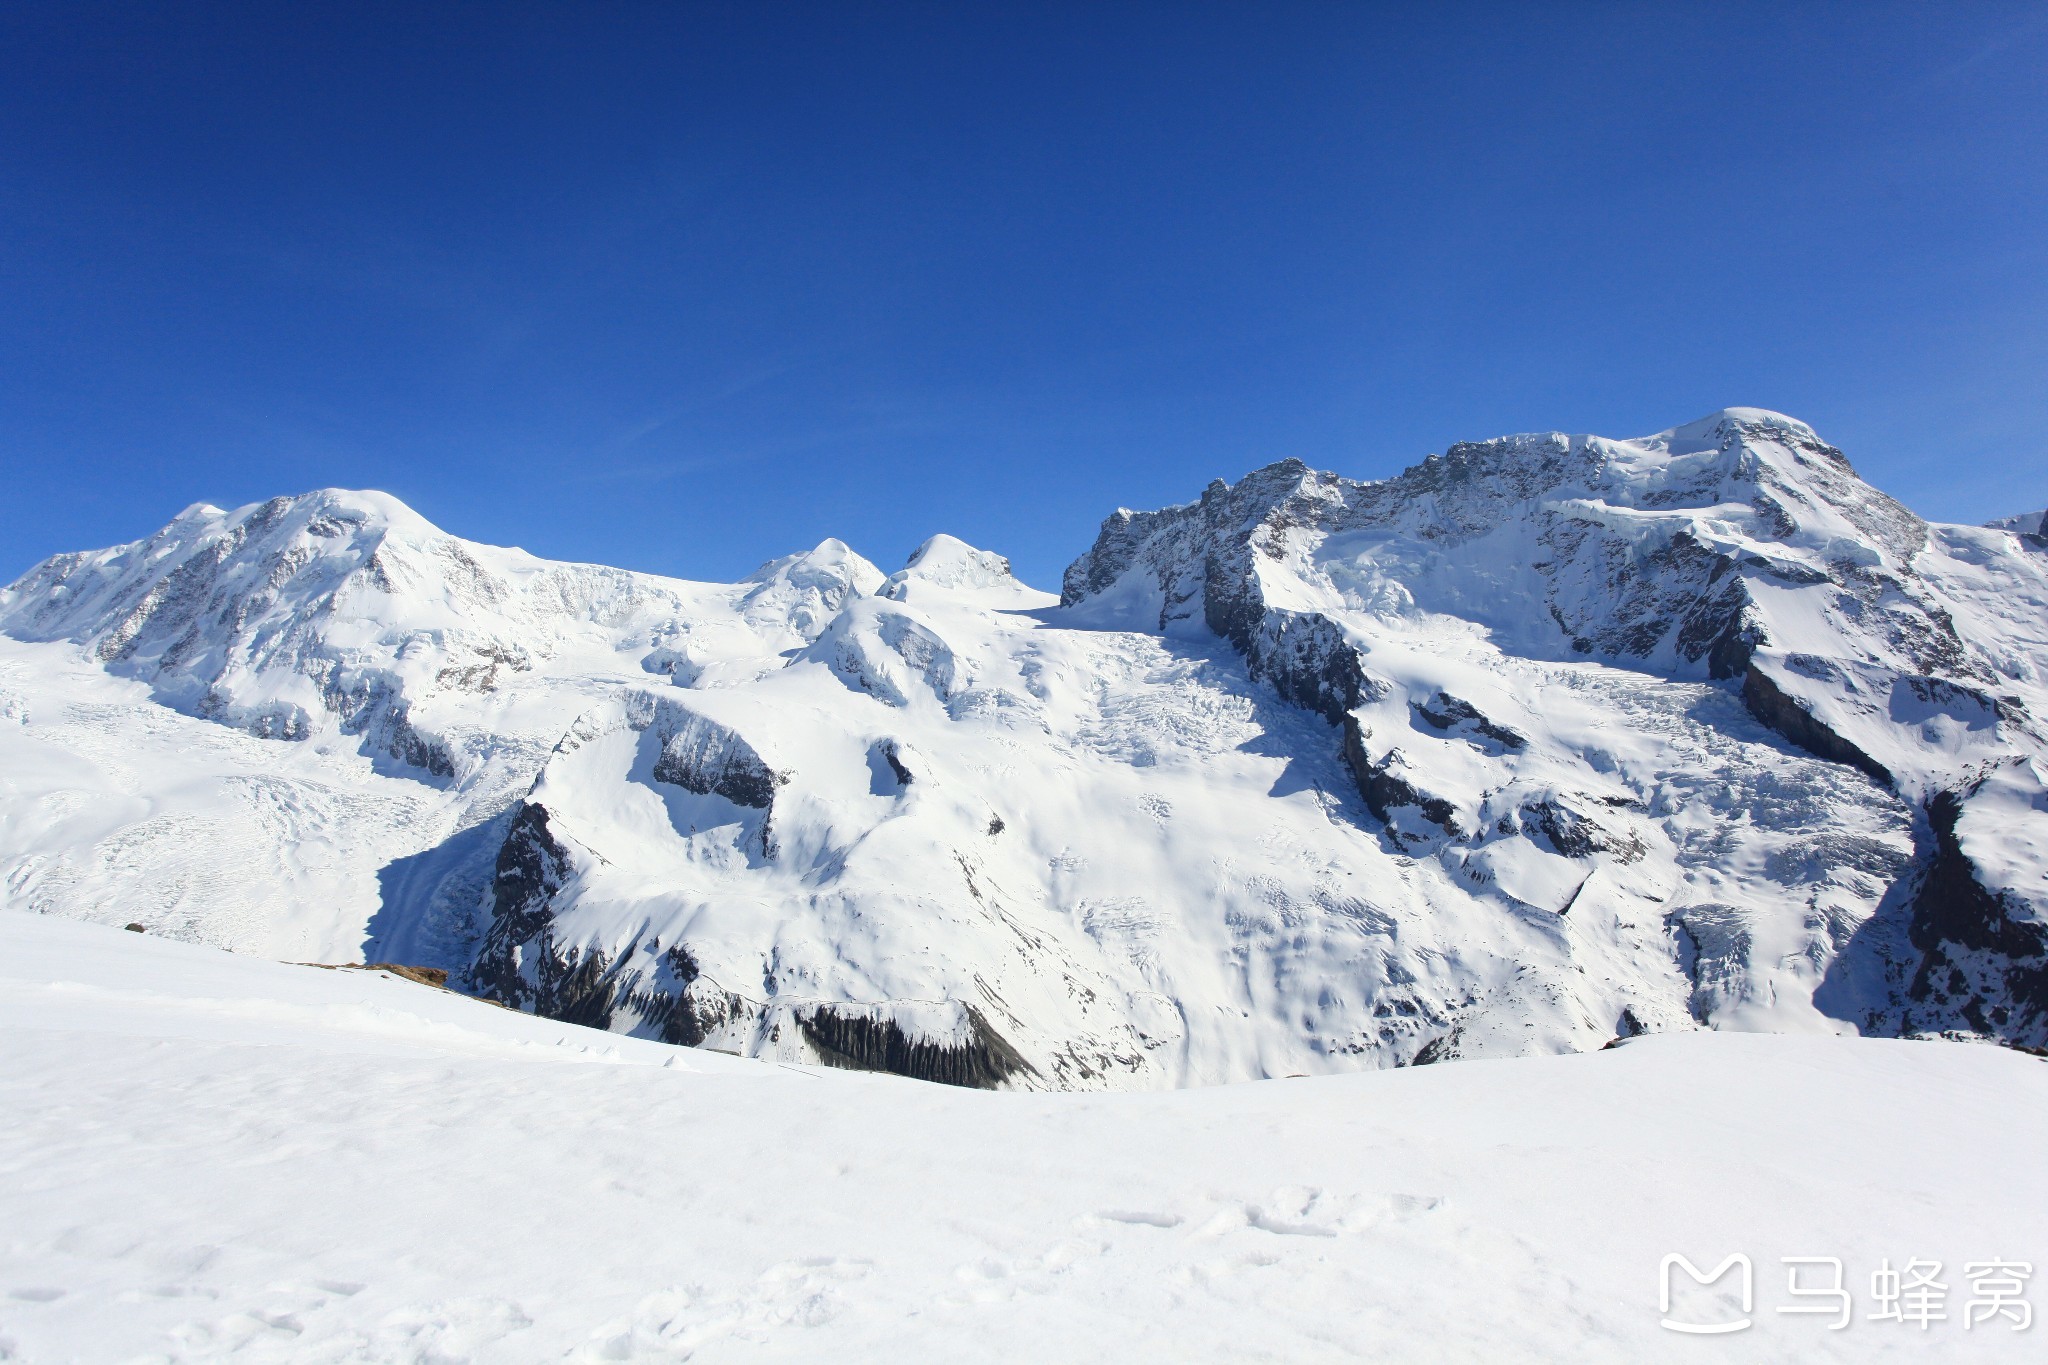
[[3, 408, 2044, 1087]]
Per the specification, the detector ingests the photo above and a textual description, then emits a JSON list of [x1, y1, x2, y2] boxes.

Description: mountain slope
[[4, 409, 2045, 1084]]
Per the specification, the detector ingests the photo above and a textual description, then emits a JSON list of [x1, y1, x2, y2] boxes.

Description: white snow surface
[[3, 411, 2047, 1086], [1, 910, 2042, 1364]]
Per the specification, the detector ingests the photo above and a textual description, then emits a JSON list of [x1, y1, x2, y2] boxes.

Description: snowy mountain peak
[[1652, 406, 1821, 445], [738, 538, 884, 640], [743, 536, 880, 586], [878, 534, 1026, 603], [6, 410, 2047, 1092]]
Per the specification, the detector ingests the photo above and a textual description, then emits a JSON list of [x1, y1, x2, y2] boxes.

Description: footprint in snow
[[577, 1258, 872, 1360], [1086, 1187, 1444, 1244], [1086, 1209, 1184, 1229]]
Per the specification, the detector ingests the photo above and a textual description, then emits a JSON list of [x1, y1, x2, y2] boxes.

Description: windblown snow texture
[[4, 409, 2045, 1086], [7, 911, 2046, 1364]]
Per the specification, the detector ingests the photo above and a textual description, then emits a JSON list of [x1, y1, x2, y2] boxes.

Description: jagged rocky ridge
[[3, 408, 2044, 1086]]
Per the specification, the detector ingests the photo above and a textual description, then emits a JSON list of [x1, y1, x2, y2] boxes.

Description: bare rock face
[[647, 707, 783, 811], [472, 801, 576, 1010], [1739, 663, 1892, 786], [795, 1001, 1037, 1089], [1899, 773, 2048, 1040]]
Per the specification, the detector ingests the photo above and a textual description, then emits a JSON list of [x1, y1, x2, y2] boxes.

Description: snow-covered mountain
[[4, 408, 2045, 1086], [1989, 508, 2048, 539]]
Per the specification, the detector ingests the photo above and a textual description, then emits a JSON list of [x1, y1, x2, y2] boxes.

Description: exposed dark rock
[[1740, 663, 1892, 786], [1905, 789, 2048, 1042], [322, 674, 455, 777], [866, 738, 914, 796], [1342, 718, 1461, 836], [527, 938, 627, 1031], [1407, 1032, 1459, 1065], [880, 742, 913, 788], [472, 806, 756, 1046], [796, 1003, 1037, 1089], [1521, 798, 1644, 862], [1411, 692, 1526, 750], [1252, 610, 1380, 727], [636, 948, 749, 1048], [651, 713, 782, 809], [473, 801, 575, 1008]]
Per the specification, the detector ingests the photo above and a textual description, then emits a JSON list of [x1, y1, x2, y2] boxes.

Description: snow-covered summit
[[879, 533, 1033, 606], [740, 537, 885, 641], [1067, 410, 2003, 777], [5, 413, 2046, 1087], [1988, 508, 2047, 538], [1062, 410, 2048, 1058]]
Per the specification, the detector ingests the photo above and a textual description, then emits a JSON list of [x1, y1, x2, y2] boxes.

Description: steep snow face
[[5, 413, 2046, 1086]]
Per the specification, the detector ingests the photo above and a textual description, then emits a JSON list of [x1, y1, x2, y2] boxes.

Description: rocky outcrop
[[794, 1001, 1037, 1089], [868, 738, 914, 792], [648, 708, 782, 810], [1411, 692, 1525, 751], [1252, 611, 1381, 727], [1520, 797, 1644, 863], [472, 801, 576, 1008], [475, 809, 756, 1042], [638, 945, 753, 1048], [1740, 664, 1891, 786], [1905, 788, 2048, 1043], [1342, 719, 1460, 837]]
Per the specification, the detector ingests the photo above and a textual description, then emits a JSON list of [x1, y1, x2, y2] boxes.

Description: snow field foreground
[[2, 912, 2043, 1363]]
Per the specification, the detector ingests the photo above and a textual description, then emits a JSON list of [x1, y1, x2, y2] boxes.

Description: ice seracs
[[4, 410, 2045, 1086]]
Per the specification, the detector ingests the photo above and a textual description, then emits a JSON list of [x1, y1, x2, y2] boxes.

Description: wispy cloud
[[1912, 8, 2048, 93]]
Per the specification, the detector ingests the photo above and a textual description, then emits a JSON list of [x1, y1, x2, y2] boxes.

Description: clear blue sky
[[4, 2, 2044, 589]]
